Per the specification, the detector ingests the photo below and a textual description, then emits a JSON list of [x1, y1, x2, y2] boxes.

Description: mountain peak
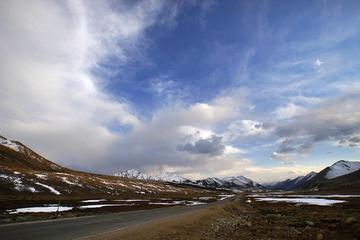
[[325, 160, 360, 179]]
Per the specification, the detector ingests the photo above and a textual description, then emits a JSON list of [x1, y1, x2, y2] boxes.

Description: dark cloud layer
[[272, 92, 360, 161], [177, 135, 225, 156]]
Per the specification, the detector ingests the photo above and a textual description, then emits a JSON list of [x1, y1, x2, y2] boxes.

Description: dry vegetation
[[84, 193, 360, 240]]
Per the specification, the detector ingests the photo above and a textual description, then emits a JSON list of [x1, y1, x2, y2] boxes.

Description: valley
[[0, 135, 359, 240]]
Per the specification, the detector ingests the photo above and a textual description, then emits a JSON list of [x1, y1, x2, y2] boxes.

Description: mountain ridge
[[266, 160, 360, 191], [115, 169, 263, 190]]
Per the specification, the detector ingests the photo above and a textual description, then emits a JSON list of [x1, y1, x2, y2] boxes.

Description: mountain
[[114, 169, 191, 183], [195, 177, 224, 188], [153, 172, 190, 183], [195, 176, 263, 190], [267, 160, 360, 191], [0, 135, 217, 200], [266, 171, 317, 190], [114, 169, 151, 180], [116, 168, 263, 190], [300, 160, 360, 191], [324, 160, 360, 179]]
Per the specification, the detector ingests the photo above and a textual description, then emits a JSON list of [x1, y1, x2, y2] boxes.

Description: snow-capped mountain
[[195, 177, 224, 188], [114, 169, 152, 180], [221, 176, 262, 189], [274, 160, 360, 191], [325, 160, 360, 179], [195, 176, 263, 190], [114, 169, 190, 183], [153, 172, 189, 183], [299, 160, 360, 190], [115, 169, 262, 189], [266, 171, 317, 190]]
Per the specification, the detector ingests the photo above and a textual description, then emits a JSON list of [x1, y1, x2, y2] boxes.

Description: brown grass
[[82, 193, 360, 240]]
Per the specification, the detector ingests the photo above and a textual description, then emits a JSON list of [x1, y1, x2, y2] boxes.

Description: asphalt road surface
[[0, 204, 210, 240]]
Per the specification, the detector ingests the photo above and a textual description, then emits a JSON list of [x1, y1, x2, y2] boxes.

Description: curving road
[[0, 204, 212, 240]]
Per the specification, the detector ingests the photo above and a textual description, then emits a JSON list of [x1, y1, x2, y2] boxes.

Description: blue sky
[[1, 0, 360, 182]]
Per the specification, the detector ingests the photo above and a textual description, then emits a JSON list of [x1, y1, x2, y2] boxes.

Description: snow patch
[[114, 199, 149, 202], [285, 194, 360, 198], [0, 174, 25, 190], [255, 197, 346, 206], [79, 204, 134, 209], [0, 136, 21, 152], [27, 187, 37, 193], [80, 199, 107, 203], [218, 194, 235, 200], [35, 174, 47, 180], [35, 182, 61, 195], [8, 206, 72, 214]]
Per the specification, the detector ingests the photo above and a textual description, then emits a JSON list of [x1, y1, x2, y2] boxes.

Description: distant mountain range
[[266, 160, 360, 191], [114, 169, 264, 190], [117, 160, 360, 192], [194, 176, 264, 190], [266, 171, 317, 190], [114, 169, 190, 183]]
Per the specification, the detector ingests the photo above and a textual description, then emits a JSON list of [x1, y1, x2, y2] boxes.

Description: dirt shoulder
[[83, 193, 360, 240]]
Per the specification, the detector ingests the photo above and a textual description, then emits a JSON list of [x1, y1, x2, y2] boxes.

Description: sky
[[1, 0, 360, 183]]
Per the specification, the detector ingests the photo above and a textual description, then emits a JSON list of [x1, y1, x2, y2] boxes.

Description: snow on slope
[[196, 177, 224, 187], [114, 169, 190, 183], [35, 182, 61, 195], [153, 172, 189, 183], [114, 169, 151, 180], [0, 135, 22, 152], [222, 176, 257, 187], [294, 171, 317, 184], [196, 176, 262, 189], [115, 170, 262, 189], [325, 160, 360, 179]]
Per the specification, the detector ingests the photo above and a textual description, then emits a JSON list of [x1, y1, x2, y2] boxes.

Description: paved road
[[0, 204, 211, 240]]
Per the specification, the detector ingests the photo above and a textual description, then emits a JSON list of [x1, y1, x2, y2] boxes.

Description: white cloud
[[226, 120, 273, 141], [313, 59, 324, 67], [290, 95, 322, 105], [0, 0, 170, 167], [101, 89, 249, 173], [274, 103, 306, 119]]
